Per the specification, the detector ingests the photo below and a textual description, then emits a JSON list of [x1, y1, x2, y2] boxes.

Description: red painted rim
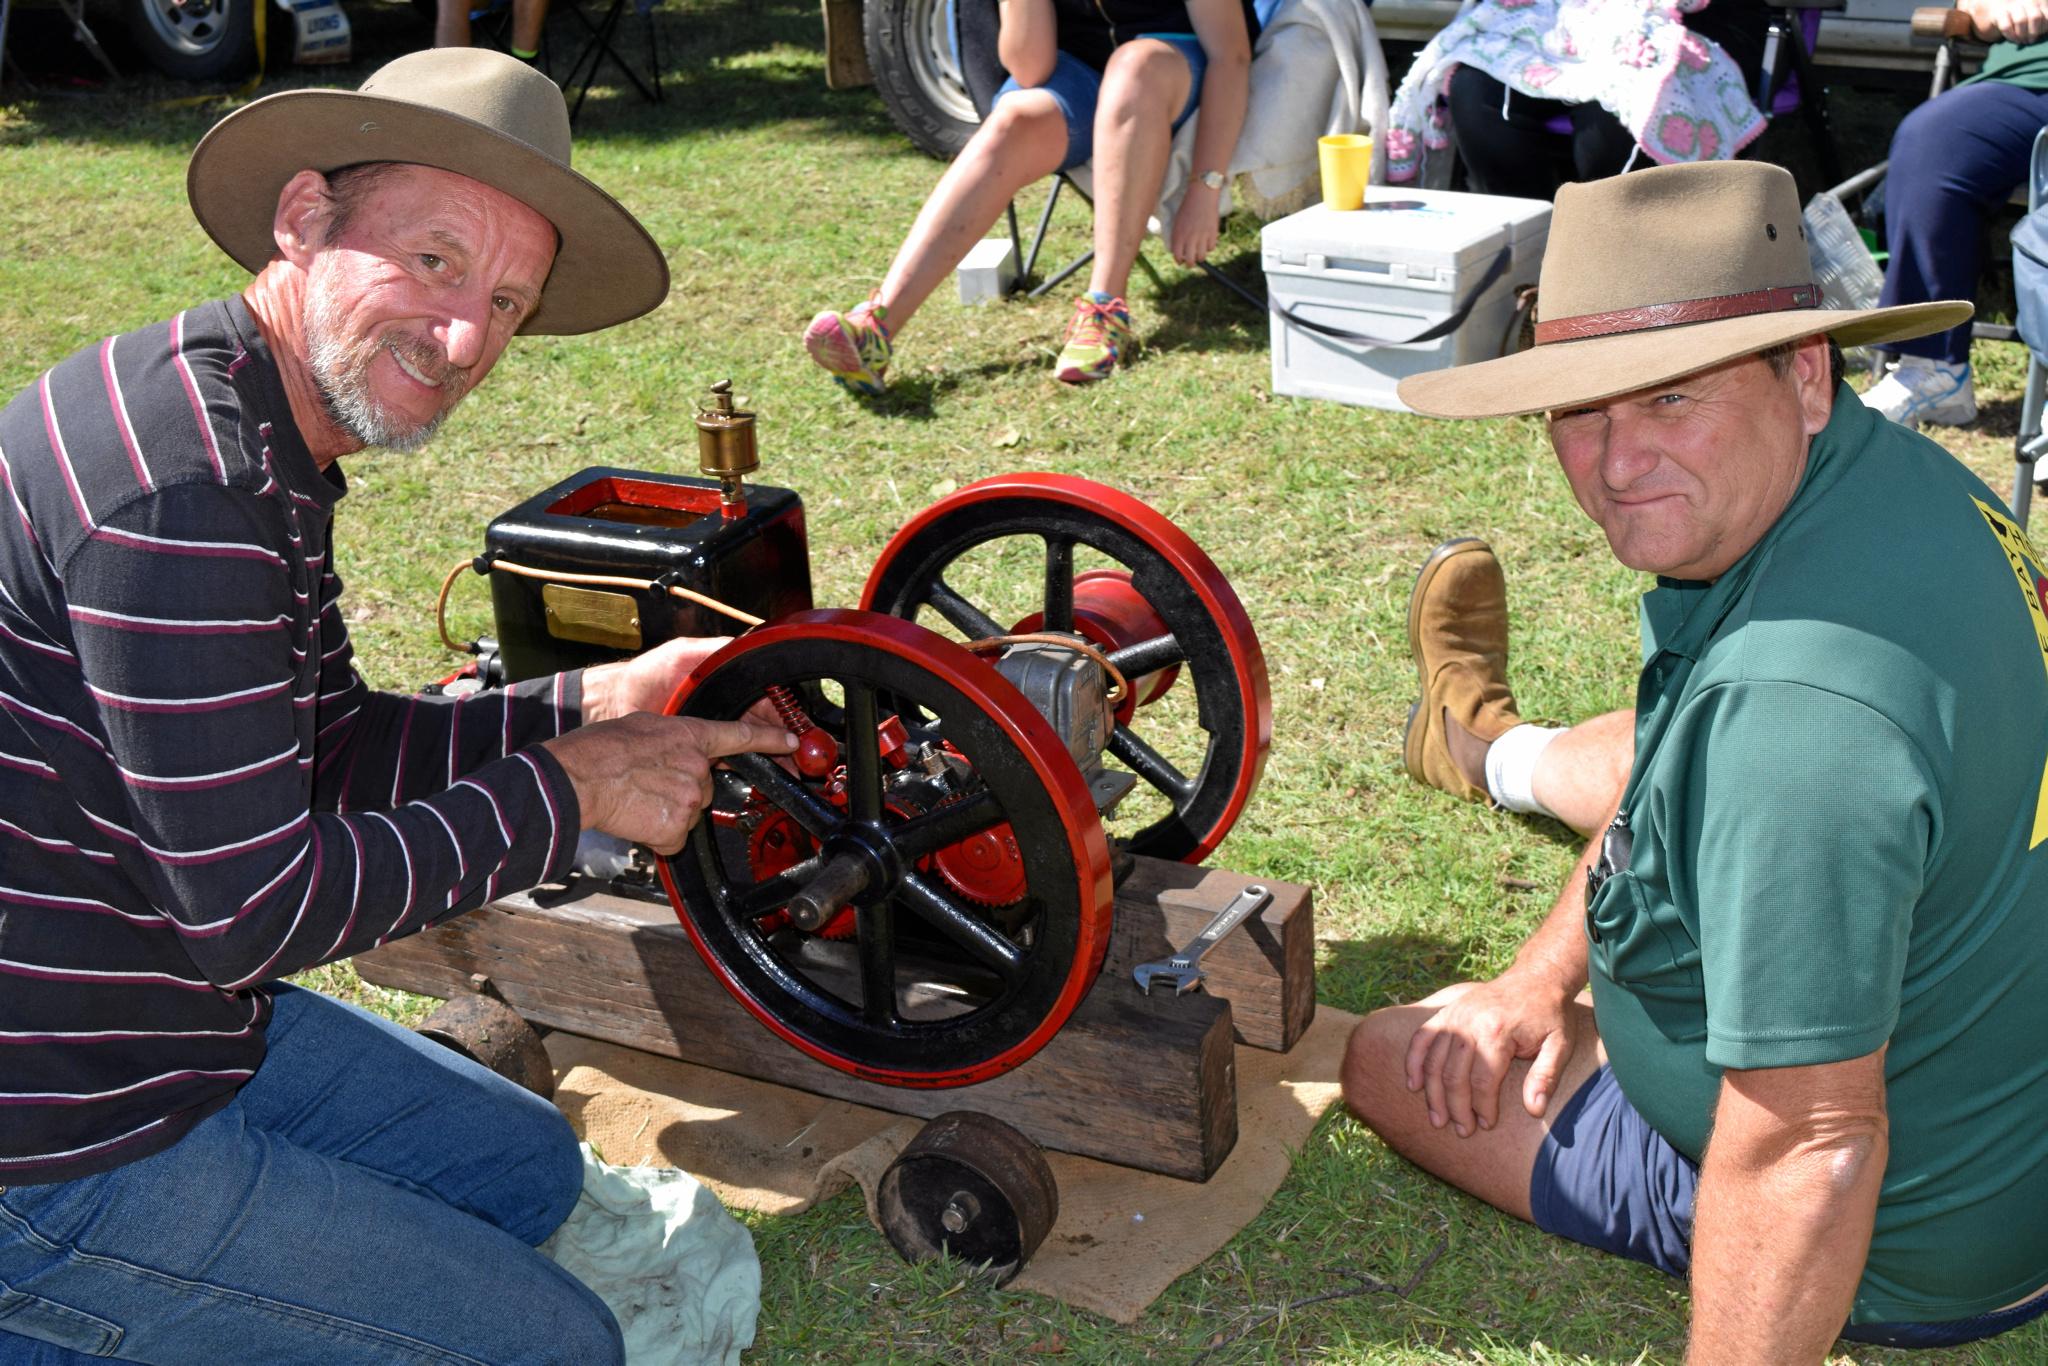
[[861, 472, 1272, 864], [659, 609, 1115, 1087]]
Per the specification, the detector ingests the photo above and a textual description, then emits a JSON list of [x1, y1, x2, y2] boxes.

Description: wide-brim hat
[[187, 48, 668, 336], [1396, 161, 1972, 419]]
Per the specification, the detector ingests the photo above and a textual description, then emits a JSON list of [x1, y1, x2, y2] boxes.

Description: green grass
[[4, 7, 2045, 1360]]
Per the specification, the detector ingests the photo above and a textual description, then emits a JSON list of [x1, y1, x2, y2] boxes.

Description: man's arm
[[1687, 1049, 1889, 1364], [1404, 804, 1608, 1136], [1960, 0, 2048, 44], [1169, 0, 1255, 266]]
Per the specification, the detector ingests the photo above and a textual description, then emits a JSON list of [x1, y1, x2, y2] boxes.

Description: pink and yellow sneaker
[[802, 298, 893, 397], [1053, 293, 1135, 384]]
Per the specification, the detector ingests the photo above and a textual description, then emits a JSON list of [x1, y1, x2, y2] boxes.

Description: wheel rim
[[139, 0, 236, 56], [905, 0, 976, 126], [861, 474, 1272, 864], [661, 610, 1114, 1088]]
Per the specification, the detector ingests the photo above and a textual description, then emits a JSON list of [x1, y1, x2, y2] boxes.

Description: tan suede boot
[[1403, 538, 1522, 803]]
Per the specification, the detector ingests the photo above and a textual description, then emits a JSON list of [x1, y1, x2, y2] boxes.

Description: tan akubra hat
[[186, 47, 668, 337], [1396, 161, 1972, 419]]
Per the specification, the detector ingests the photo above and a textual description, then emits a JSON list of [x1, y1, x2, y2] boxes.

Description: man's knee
[[1342, 1006, 1424, 1134]]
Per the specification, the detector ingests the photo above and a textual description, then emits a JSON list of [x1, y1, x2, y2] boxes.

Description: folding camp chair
[[557, 0, 663, 121], [2005, 126, 2048, 526]]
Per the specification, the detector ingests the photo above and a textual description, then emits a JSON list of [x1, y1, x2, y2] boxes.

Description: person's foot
[[1404, 538, 1522, 803], [1054, 293, 1135, 384], [1862, 356, 1976, 428], [803, 299, 893, 397]]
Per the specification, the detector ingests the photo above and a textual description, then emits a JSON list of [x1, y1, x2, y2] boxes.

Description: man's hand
[[1962, 0, 2048, 43], [543, 713, 796, 855], [1170, 183, 1223, 266], [1404, 971, 1581, 1137], [579, 635, 736, 724]]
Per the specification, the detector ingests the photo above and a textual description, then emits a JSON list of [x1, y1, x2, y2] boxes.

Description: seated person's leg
[[510, 0, 549, 60], [1447, 66, 1574, 199], [1053, 37, 1197, 383], [800, 63, 1078, 395], [435, 0, 472, 48], [1866, 80, 2048, 428], [1405, 539, 1632, 836], [1342, 992, 1610, 1219], [1562, 101, 1645, 184], [0, 985, 620, 1365]]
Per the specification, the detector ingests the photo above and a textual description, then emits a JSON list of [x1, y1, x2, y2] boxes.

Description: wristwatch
[[1196, 169, 1226, 191]]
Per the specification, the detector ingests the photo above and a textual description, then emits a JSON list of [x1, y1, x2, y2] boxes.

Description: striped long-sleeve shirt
[[0, 297, 583, 1184]]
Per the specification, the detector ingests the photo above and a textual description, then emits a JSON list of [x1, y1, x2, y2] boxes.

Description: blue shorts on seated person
[[996, 36, 1207, 172], [1531, 1065, 2048, 1349]]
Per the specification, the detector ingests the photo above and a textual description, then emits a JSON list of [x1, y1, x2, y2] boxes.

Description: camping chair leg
[[1022, 177, 1064, 281], [564, 0, 660, 119], [2015, 360, 2047, 526], [1788, 39, 1844, 189], [1030, 249, 1092, 298], [1134, 252, 1163, 290], [1197, 261, 1267, 313]]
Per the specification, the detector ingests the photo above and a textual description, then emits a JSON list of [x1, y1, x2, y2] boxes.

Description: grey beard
[[304, 293, 462, 454]]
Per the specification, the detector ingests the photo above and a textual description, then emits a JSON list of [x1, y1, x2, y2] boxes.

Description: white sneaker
[[1862, 357, 1977, 428]]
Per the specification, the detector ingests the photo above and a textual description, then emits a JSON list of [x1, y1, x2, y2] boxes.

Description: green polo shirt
[[1587, 386, 2048, 1324]]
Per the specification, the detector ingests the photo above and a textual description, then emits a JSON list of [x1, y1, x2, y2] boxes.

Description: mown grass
[[4, 6, 2045, 1360]]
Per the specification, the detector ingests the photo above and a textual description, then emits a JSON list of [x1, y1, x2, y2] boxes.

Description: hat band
[[1533, 284, 1822, 345]]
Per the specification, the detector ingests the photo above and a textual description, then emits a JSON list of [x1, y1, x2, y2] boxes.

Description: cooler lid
[[1262, 191, 1551, 272]]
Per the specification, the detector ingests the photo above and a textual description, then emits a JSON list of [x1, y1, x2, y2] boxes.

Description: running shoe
[[802, 299, 893, 397], [1053, 294, 1135, 384]]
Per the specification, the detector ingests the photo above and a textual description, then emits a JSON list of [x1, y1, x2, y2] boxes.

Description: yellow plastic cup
[[1318, 133, 1372, 211]]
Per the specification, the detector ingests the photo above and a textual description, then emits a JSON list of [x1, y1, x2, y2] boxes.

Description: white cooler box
[[1262, 191, 1552, 413]]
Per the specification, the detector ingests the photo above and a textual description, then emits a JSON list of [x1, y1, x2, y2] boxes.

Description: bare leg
[[1342, 991, 1607, 1222], [435, 0, 471, 48], [1085, 41, 1192, 299], [873, 94, 1068, 335], [1530, 709, 1634, 836], [511, 0, 548, 53]]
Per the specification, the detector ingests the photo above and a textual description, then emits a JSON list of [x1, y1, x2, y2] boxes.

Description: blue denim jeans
[[0, 985, 622, 1365]]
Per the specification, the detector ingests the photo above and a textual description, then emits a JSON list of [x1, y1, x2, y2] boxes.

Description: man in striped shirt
[[0, 49, 794, 1364]]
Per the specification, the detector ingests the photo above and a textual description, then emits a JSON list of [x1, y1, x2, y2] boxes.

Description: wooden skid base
[[354, 855, 1313, 1182]]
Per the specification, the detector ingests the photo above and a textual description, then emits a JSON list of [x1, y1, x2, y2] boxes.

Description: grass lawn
[[4, 5, 2046, 1360]]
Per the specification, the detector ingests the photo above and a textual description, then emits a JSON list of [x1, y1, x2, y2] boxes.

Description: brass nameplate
[[541, 583, 642, 651]]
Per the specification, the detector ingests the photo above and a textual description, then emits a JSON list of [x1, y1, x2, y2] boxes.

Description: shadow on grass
[[2, 0, 918, 157]]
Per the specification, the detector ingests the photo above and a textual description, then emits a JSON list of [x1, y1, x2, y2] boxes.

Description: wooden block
[[355, 886, 1238, 1181], [821, 0, 873, 90], [1104, 860, 1315, 1053]]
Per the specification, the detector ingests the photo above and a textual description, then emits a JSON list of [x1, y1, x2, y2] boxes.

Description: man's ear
[[1792, 332, 1835, 437], [273, 170, 335, 268]]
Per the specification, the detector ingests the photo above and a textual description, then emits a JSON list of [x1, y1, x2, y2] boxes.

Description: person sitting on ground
[[0, 49, 795, 1365], [437, 0, 551, 66], [1863, 0, 2048, 427], [1346, 160, 2048, 1358], [1385, 0, 1769, 196], [802, 0, 1257, 391]]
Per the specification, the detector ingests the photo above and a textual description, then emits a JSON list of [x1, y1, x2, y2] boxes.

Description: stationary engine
[[457, 387, 1270, 1091]]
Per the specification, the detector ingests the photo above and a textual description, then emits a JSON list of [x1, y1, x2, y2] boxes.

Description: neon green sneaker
[[1054, 294, 1135, 385], [802, 298, 893, 396]]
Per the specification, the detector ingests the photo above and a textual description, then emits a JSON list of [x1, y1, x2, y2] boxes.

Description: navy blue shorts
[[1530, 1065, 2048, 1348], [995, 36, 1206, 172]]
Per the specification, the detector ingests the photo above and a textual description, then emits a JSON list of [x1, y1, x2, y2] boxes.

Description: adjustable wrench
[[1131, 884, 1273, 996]]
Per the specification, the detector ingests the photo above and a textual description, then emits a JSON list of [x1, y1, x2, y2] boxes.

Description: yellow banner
[[1974, 498, 2048, 847]]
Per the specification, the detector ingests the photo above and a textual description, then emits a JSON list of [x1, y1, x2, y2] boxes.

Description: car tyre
[[863, 0, 980, 160], [128, 0, 259, 81]]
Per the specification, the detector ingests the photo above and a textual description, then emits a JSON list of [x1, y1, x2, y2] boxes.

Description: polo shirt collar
[[1638, 381, 1875, 664]]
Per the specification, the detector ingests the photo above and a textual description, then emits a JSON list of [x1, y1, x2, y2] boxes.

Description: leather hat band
[[1534, 284, 1822, 345]]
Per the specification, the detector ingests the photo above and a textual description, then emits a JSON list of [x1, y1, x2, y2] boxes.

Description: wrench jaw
[[1131, 963, 1204, 996]]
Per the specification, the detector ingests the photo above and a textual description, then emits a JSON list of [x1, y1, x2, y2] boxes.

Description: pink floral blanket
[[1384, 0, 1765, 185]]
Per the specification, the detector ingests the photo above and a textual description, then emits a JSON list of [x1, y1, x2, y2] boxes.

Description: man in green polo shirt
[[1341, 160, 2048, 1358]]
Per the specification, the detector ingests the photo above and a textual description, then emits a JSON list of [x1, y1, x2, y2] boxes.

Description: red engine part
[[1011, 568, 1181, 726], [860, 472, 1272, 865], [661, 610, 1115, 1089]]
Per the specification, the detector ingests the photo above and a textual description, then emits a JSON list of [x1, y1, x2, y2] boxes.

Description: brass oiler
[[694, 379, 759, 519]]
